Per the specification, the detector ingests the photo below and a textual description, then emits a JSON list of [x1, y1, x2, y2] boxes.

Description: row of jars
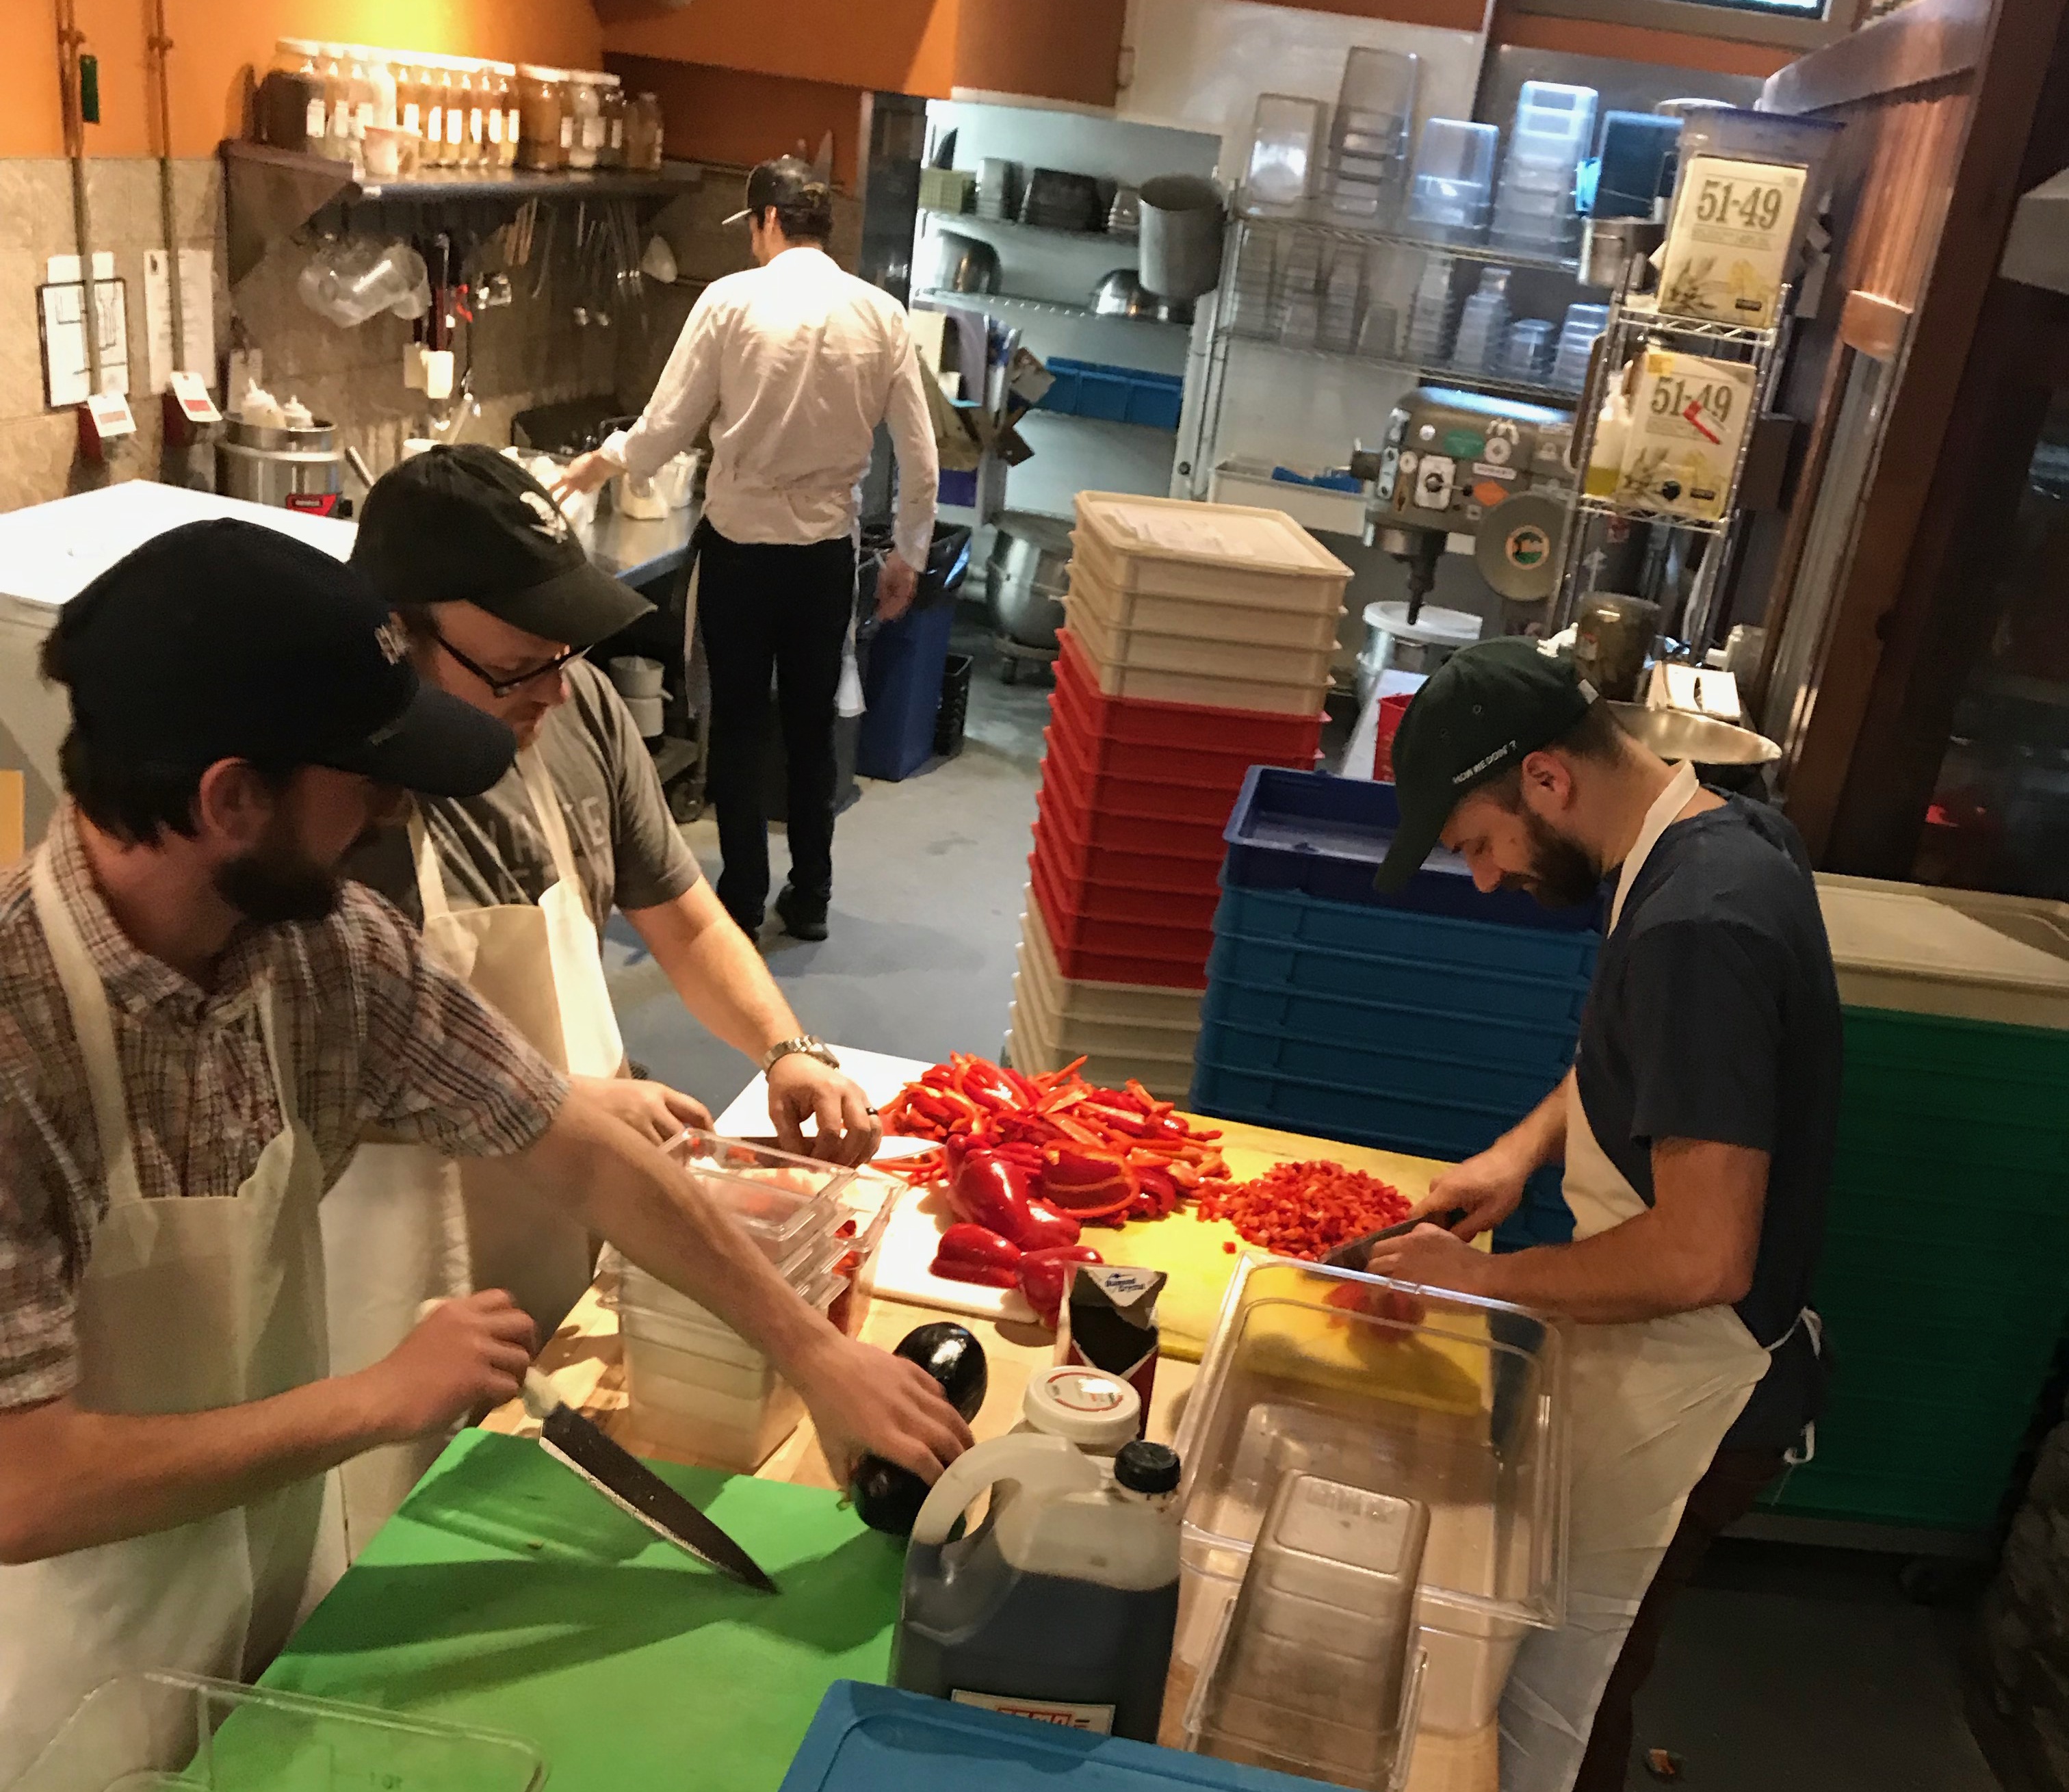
[[257, 40, 665, 181]]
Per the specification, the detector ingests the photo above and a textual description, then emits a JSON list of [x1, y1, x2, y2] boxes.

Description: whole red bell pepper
[[932, 1223, 1022, 1288], [948, 1147, 1084, 1249], [1017, 1245, 1104, 1327]]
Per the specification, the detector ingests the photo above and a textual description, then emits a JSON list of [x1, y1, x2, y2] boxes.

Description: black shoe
[[725, 906, 764, 938], [775, 885, 829, 941]]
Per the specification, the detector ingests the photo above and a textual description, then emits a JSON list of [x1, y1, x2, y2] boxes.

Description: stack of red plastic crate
[[1006, 493, 1351, 1100]]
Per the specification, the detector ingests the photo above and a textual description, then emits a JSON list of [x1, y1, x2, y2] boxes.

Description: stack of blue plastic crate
[[1188, 767, 1604, 1248]]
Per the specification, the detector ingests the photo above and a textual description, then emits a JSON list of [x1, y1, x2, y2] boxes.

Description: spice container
[[257, 38, 324, 152], [567, 71, 603, 170], [599, 74, 627, 168], [422, 56, 456, 168], [392, 57, 424, 172], [363, 46, 398, 130], [626, 90, 664, 171], [493, 61, 521, 166], [454, 58, 485, 168], [517, 66, 566, 171], [317, 44, 350, 164]]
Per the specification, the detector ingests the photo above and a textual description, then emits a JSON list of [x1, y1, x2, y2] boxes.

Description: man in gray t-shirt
[[344, 445, 881, 1163]]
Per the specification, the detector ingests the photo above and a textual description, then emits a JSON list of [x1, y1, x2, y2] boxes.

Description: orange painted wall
[[952, 0, 1126, 105], [609, 55, 863, 186], [601, 0, 959, 99], [1255, 0, 1493, 31], [3, 0, 603, 159]]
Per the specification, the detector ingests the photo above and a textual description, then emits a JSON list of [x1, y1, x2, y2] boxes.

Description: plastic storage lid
[[1075, 492, 1350, 580], [1815, 873, 2069, 1028], [1023, 1364, 1142, 1449]]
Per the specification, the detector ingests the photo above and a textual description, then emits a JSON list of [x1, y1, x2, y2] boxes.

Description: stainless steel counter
[[582, 502, 699, 589]]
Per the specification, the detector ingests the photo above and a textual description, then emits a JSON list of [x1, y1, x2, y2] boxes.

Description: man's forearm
[[627, 885, 799, 1061], [518, 1089, 837, 1374], [1474, 1208, 1734, 1323], [0, 1379, 391, 1563], [1493, 1072, 1573, 1177]]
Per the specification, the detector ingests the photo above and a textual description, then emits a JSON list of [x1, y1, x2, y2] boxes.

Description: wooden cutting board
[[863, 1119, 1459, 1362]]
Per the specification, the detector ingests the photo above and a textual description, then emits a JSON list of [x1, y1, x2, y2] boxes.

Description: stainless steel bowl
[[1609, 702, 1780, 767], [927, 229, 1000, 294], [1091, 268, 1156, 317], [988, 512, 1074, 651]]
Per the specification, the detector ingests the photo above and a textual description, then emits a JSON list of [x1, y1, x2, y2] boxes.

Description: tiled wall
[[0, 155, 866, 515]]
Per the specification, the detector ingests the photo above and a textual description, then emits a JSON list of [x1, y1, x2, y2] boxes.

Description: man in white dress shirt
[[558, 157, 939, 944]]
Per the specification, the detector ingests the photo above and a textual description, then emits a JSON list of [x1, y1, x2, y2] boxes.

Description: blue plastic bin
[[1208, 929, 1592, 1024], [858, 605, 954, 781], [1124, 371, 1185, 430], [782, 1683, 1324, 1792], [1042, 358, 1185, 431], [1203, 976, 1580, 1078], [1215, 884, 1600, 981], [1193, 1016, 1555, 1112], [1190, 1052, 1524, 1159], [1223, 766, 1604, 932]]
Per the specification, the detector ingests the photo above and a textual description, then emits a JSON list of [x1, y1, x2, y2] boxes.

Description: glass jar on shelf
[[341, 47, 373, 172], [421, 57, 455, 168], [517, 66, 566, 172], [317, 44, 350, 164], [493, 62, 521, 167], [393, 57, 424, 170], [257, 38, 324, 152], [567, 71, 602, 170], [599, 74, 626, 168], [456, 59, 486, 168], [626, 91, 664, 172], [362, 46, 397, 131]]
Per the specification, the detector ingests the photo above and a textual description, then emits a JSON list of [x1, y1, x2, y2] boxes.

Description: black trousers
[[694, 520, 855, 925], [1572, 1445, 1786, 1791]]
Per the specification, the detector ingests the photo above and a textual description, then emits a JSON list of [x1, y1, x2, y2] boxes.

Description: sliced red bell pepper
[[1017, 1245, 1104, 1326], [1038, 1145, 1138, 1222], [931, 1223, 1022, 1288]]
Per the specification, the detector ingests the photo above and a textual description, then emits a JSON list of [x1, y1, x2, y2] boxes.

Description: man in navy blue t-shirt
[[1363, 638, 1839, 1792]]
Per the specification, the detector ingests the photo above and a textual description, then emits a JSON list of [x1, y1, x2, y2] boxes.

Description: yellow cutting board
[[1095, 1118, 1457, 1361]]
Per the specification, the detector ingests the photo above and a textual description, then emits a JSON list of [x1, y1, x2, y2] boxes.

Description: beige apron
[[318, 746, 625, 1566], [1498, 764, 1801, 1792], [0, 848, 330, 1787]]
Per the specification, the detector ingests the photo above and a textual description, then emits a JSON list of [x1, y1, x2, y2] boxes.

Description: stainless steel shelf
[[913, 287, 1188, 328], [1569, 494, 1734, 535], [921, 207, 1135, 247], [1236, 210, 1596, 281], [1221, 330, 1579, 410], [1614, 301, 1782, 348]]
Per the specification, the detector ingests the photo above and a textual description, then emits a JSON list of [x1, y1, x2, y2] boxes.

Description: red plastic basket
[[1041, 723, 1247, 827], [1026, 835, 1222, 929], [1032, 786, 1225, 896], [1039, 739, 1238, 858], [1372, 690, 1415, 781], [1050, 651, 1312, 787], [1029, 856, 1212, 988], [1056, 629, 1327, 761]]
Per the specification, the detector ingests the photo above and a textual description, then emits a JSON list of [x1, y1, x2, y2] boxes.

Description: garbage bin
[[856, 522, 973, 781]]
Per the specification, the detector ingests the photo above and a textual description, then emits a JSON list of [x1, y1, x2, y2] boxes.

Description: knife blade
[[1323, 1208, 1471, 1270], [522, 1369, 778, 1593], [729, 1133, 940, 1165]]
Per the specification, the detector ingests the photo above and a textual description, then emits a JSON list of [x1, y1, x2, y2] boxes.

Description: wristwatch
[[762, 1035, 840, 1074]]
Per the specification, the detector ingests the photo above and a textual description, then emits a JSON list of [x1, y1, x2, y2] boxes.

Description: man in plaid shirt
[[0, 521, 967, 1780]]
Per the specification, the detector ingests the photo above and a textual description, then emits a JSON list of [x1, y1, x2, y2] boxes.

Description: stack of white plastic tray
[[609, 1131, 856, 1471], [1008, 889, 1205, 1101], [1062, 494, 1349, 718]]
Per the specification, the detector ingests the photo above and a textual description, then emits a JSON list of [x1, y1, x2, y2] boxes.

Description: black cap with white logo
[[724, 155, 830, 229], [51, 518, 516, 798], [352, 444, 653, 647]]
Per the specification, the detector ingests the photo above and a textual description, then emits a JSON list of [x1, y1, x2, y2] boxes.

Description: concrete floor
[[601, 616, 2003, 1792]]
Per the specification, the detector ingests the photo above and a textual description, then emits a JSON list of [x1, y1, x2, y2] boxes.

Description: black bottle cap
[[1115, 1440, 1181, 1495]]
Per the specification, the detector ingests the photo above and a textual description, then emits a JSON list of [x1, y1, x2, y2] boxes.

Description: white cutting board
[[866, 1178, 1038, 1324]]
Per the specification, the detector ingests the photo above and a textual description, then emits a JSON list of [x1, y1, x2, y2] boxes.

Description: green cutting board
[[263, 1430, 904, 1790]]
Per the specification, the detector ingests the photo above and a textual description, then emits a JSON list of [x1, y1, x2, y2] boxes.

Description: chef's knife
[[729, 1133, 940, 1165], [1323, 1208, 1471, 1271], [522, 1368, 778, 1593]]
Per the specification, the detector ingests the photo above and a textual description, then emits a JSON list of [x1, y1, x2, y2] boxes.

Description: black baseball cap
[[1375, 637, 1600, 892], [352, 445, 653, 647], [724, 155, 826, 227], [51, 519, 515, 796]]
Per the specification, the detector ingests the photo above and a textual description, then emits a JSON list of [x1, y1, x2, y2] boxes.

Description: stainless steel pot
[[988, 512, 1073, 651], [926, 229, 1000, 295], [1091, 268, 1156, 317], [1139, 174, 1225, 301], [216, 417, 344, 508]]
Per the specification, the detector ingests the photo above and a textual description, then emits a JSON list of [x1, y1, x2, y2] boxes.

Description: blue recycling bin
[[856, 522, 972, 781]]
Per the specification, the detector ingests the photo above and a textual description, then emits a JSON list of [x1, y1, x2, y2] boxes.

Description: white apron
[[1498, 764, 1806, 1792], [318, 746, 625, 1566], [0, 848, 330, 1788]]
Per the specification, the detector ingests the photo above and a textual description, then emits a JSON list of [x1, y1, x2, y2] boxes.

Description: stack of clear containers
[[1318, 244, 1364, 354], [1449, 266, 1512, 373], [1227, 227, 1279, 340], [1276, 231, 1325, 350], [1550, 301, 1609, 391], [1405, 119, 1498, 244], [1321, 47, 1418, 225], [608, 1131, 856, 1472], [1171, 1257, 1569, 1749], [1241, 95, 1329, 219], [1500, 319, 1554, 382], [1184, 1473, 1430, 1790], [1489, 81, 1598, 257], [1402, 256, 1461, 365]]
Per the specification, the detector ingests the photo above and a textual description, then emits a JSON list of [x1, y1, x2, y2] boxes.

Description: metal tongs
[[1323, 1208, 1470, 1271]]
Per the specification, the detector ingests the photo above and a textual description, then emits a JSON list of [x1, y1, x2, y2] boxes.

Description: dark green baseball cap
[[1375, 637, 1600, 892]]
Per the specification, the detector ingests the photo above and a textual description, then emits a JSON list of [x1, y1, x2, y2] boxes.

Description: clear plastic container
[[317, 44, 352, 166], [257, 38, 325, 153], [1185, 1474, 1429, 1790], [517, 66, 567, 172], [1491, 82, 1598, 252], [1501, 318, 1554, 380], [1402, 256, 1461, 364], [621, 1228, 850, 1327], [1325, 47, 1418, 223], [661, 1126, 857, 1251], [1450, 265, 1512, 372], [1173, 1256, 1570, 1736], [627, 91, 664, 171], [567, 71, 603, 170], [1241, 94, 1327, 218], [19, 1671, 545, 1792], [1551, 302, 1608, 389], [1405, 119, 1498, 244]]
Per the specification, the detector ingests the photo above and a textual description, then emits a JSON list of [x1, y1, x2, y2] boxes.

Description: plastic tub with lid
[[1065, 557, 1344, 654], [1019, 896, 1206, 1029], [1072, 492, 1351, 613], [1172, 1256, 1569, 1734], [662, 1126, 855, 1241], [1067, 600, 1331, 718], [1014, 929, 1203, 1060], [1814, 873, 2069, 1027]]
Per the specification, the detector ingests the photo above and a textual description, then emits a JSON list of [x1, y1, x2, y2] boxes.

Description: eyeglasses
[[434, 632, 586, 699]]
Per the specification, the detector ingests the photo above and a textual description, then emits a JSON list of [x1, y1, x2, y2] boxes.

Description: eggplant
[[852, 1323, 989, 1537]]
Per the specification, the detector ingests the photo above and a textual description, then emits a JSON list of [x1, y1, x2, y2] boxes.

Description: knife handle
[[522, 1368, 565, 1423]]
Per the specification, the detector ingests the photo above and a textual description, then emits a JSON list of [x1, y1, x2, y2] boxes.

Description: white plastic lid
[[1364, 599, 1482, 647], [1023, 1366, 1141, 1450]]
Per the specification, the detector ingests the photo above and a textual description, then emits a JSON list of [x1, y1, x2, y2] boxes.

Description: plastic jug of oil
[[891, 1372, 1182, 1743]]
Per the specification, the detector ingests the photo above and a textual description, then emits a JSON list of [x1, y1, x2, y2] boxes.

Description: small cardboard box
[[1057, 1265, 1164, 1439]]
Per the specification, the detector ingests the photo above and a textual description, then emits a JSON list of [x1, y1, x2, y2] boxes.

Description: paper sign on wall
[[144, 248, 218, 395], [39, 278, 129, 407]]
